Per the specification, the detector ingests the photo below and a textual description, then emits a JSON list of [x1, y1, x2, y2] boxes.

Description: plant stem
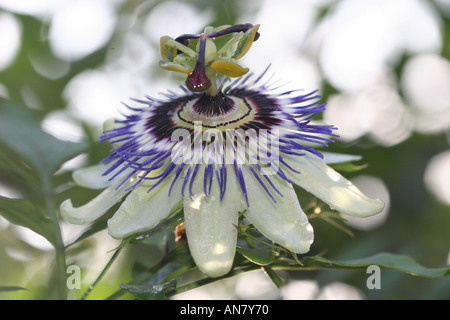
[[165, 264, 260, 297], [41, 172, 67, 300]]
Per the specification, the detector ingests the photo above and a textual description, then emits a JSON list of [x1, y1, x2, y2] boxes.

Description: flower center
[[176, 92, 253, 129], [142, 87, 282, 144]]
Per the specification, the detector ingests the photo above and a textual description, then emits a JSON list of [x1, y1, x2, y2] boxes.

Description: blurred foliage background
[[0, 0, 449, 300]]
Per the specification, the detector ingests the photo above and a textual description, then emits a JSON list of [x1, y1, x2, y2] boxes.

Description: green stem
[[164, 259, 322, 298], [81, 246, 123, 300], [165, 264, 260, 297], [41, 172, 67, 300]]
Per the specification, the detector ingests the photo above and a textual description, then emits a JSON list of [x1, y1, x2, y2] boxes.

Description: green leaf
[[120, 279, 177, 300], [0, 196, 56, 247], [0, 286, 30, 292], [0, 100, 88, 176], [236, 246, 275, 266], [0, 150, 39, 190], [302, 253, 450, 278], [308, 210, 355, 238]]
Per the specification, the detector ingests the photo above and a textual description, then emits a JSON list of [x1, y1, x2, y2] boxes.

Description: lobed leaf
[[0, 100, 88, 176]]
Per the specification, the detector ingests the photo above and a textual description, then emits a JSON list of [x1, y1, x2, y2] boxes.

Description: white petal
[[184, 165, 246, 277], [242, 167, 314, 254], [283, 153, 385, 217], [72, 164, 137, 190], [60, 183, 130, 225], [108, 175, 183, 239], [72, 164, 115, 189]]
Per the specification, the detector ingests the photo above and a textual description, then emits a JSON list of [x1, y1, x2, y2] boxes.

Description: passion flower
[[61, 24, 384, 277]]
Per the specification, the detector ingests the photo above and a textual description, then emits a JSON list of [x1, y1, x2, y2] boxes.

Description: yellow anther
[[159, 61, 192, 74], [210, 60, 249, 77], [232, 24, 260, 60], [160, 36, 177, 62]]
